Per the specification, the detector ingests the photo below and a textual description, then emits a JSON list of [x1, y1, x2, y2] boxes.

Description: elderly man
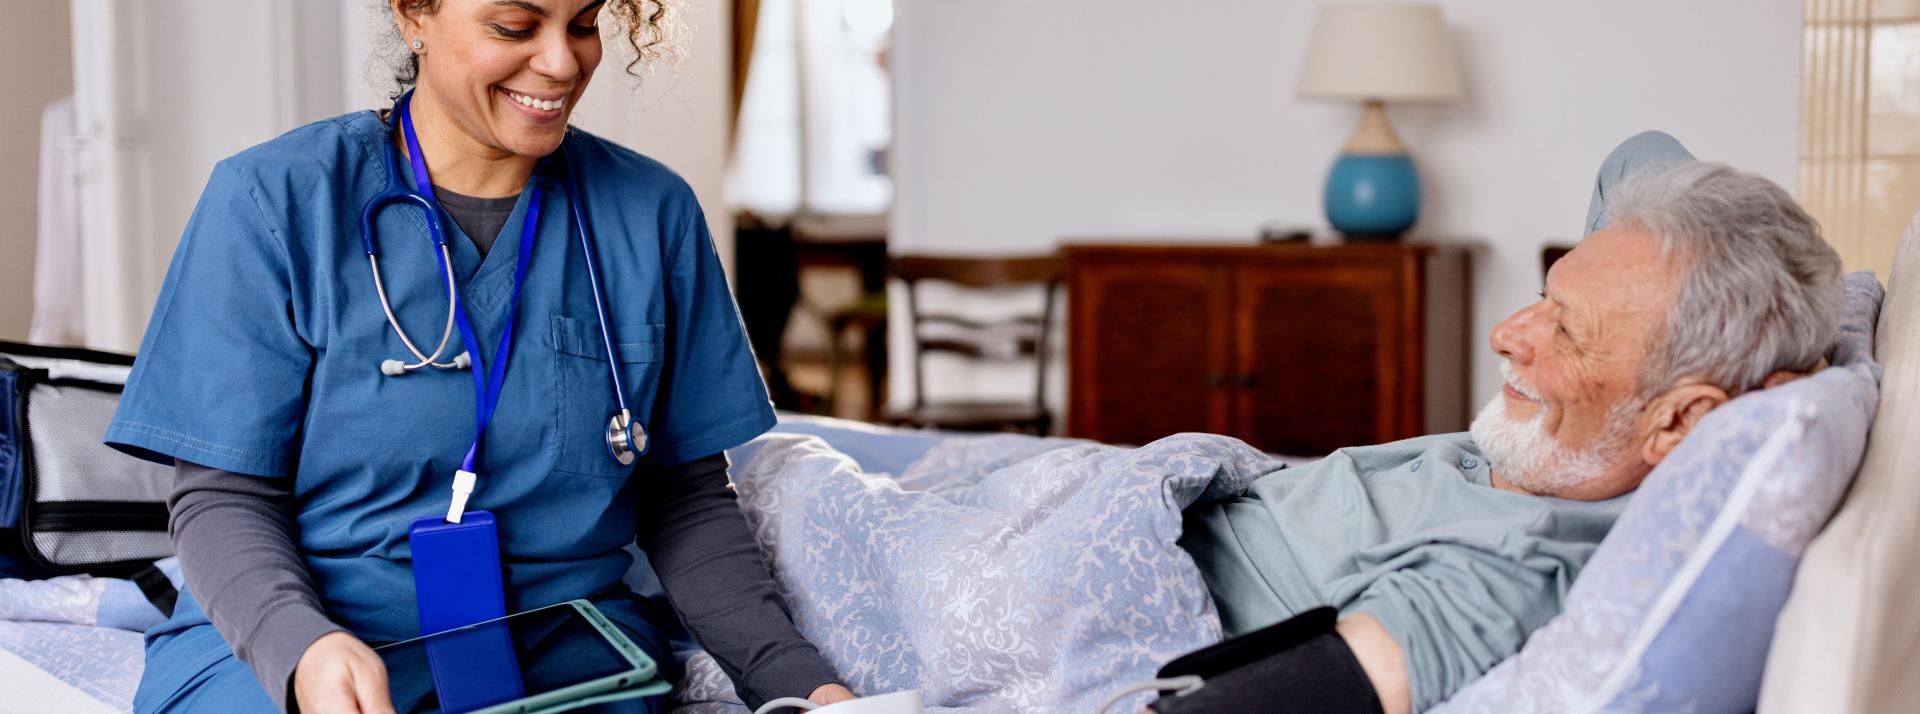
[[1153, 132, 1843, 714]]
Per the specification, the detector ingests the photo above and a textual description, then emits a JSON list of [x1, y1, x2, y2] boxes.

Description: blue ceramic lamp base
[[1325, 152, 1420, 240]]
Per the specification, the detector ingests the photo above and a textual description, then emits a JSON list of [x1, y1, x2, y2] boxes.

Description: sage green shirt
[[1180, 433, 1628, 711]]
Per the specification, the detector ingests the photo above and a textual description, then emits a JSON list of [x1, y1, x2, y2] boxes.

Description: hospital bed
[[8, 211, 1920, 711]]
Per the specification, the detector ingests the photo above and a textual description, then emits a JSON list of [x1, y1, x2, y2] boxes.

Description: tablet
[[375, 599, 670, 714]]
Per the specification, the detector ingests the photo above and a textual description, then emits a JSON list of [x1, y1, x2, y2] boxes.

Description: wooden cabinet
[[1064, 242, 1473, 455]]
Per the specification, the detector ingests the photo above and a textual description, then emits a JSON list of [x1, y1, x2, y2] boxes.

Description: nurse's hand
[[295, 631, 396, 714], [809, 683, 856, 704]]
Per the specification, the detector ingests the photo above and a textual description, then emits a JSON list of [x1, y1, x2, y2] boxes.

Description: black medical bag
[[0, 340, 174, 578]]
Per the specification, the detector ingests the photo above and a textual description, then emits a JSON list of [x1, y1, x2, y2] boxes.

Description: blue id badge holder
[[410, 511, 526, 712]]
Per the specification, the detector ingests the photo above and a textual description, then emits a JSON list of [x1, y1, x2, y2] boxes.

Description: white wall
[[568, 1, 736, 265], [69, 0, 353, 351], [0, 0, 75, 341], [888, 0, 1802, 421]]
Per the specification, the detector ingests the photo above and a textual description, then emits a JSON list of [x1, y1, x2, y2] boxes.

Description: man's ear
[[1639, 383, 1730, 467]]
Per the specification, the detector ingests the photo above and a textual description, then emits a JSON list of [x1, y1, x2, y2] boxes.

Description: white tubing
[[1095, 675, 1204, 714], [753, 697, 820, 714]]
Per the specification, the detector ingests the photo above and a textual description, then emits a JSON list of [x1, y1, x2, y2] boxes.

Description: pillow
[[1761, 210, 1920, 711], [1431, 270, 1884, 713]]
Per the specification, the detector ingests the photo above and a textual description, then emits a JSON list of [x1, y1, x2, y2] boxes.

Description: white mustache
[[1500, 361, 1542, 401]]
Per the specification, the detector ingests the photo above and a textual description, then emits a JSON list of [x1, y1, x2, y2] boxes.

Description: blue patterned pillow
[[1432, 271, 1884, 713]]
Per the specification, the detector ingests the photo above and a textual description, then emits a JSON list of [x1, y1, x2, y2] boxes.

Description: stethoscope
[[359, 90, 645, 468]]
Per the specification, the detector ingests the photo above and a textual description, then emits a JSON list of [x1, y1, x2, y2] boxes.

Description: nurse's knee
[[134, 626, 277, 714]]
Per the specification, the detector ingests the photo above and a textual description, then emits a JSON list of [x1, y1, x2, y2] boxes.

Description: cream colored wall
[[568, 0, 737, 267], [0, 0, 75, 341]]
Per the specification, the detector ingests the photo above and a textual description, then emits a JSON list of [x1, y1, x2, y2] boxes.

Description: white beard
[[1469, 366, 1630, 497]]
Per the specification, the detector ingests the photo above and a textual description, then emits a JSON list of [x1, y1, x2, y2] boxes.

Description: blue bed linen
[[725, 413, 947, 476], [679, 431, 1250, 712], [0, 558, 180, 633], [0, 621, 147, 711]]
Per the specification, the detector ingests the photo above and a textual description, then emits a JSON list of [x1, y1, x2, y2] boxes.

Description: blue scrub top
[[105, 110, 775, 642]]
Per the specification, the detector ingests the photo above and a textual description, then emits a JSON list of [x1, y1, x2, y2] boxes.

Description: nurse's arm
[[169, 461, 346, 712], [634, 452, 843, 709]]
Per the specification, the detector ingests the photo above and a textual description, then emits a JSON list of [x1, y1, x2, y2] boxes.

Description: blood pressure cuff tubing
[[1151, 607, 1384, 714]]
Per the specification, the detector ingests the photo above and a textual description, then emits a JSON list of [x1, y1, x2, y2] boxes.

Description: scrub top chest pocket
[[549, 314, 664, 479]]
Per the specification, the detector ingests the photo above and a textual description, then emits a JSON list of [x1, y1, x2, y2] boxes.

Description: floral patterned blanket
[[672, 431, 1287, 712]]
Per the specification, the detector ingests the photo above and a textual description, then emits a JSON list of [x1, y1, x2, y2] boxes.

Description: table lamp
[[1297, 3, 1463, 239]]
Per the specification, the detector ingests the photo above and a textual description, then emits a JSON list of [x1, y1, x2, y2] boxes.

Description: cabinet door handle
[[1237, 374, 1259, 388], [1206, 372, 1225, 388]]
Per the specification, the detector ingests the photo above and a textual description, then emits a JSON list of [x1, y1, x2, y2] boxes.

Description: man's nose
[[1490, 308, 1535, 365]]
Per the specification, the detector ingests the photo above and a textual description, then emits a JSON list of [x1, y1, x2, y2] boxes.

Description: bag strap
[[129, 562, 178, 618], [0, 340, 135, 367]]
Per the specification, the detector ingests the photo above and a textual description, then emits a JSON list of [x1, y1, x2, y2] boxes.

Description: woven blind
[[1802, 0, 1920, 280]]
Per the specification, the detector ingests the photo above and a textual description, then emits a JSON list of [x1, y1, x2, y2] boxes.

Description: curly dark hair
[[379, 0, 679, 98]]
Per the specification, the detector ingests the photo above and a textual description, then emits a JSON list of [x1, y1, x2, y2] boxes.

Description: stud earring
[[411, 38, 423, 50]]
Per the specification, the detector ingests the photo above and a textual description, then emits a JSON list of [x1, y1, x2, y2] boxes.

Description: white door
[[69, 0, 350, 352]]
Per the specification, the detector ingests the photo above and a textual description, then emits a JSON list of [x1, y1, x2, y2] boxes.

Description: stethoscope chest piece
[[607, 411, 645, 466]]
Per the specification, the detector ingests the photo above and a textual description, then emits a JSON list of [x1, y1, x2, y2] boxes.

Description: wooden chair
[[885, 255, 1063, 434]]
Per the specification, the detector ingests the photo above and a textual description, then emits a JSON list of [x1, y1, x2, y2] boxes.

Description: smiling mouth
[[501, 87, 566, 112], [1498, 361, 1543, 402]]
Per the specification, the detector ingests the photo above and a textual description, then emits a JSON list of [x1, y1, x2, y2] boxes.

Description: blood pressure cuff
[[0, 341, 175, 579], [1151, 607, 1384, 714]]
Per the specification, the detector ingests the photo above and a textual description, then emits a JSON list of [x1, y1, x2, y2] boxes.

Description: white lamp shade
[[1296, 3, 1464, 103]]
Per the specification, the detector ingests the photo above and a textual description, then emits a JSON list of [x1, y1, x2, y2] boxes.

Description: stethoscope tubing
[[359, 90, 644, 466], [560, 150, 631, 414], [367, 246, 462, 370], [559, 148, 641, 464], [362, 125, 466, 373]]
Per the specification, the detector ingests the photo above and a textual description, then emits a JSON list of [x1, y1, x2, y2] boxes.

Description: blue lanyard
[[398, 94, 541, 474]]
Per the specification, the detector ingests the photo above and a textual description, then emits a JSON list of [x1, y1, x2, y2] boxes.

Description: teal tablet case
[[379, 600, 670, 714]]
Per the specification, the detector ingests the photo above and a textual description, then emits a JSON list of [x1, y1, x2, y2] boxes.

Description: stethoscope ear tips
[[380, 353, 471, 376]]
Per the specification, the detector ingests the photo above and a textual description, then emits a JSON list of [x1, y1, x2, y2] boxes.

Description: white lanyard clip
[[447, 469, 477, 523]]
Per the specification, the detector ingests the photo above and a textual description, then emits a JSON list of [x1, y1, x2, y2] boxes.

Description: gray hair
[[1603, 161, 1844, 397]]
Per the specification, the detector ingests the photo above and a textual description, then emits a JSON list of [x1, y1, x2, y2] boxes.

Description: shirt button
[[1410, 460, 1422, 472], [1461, 457, 1479, 469]]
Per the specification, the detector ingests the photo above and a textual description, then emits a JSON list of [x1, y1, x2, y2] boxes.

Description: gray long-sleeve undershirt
[[171, 452, 837, 712]]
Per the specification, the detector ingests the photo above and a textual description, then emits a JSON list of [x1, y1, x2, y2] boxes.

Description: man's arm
[[1147, 606, 1385, 714], [1338, 614, 1411, 714]]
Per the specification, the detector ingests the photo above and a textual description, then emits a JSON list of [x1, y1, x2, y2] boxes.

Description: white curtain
[[30, 97, 85, 347]]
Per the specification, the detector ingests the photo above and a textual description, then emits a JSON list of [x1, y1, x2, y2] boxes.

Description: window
[[727, 0, 893, 217], [1801, 0, 1920, 279]]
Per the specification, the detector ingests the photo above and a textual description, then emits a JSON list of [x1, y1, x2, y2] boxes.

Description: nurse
[[103, 1, 855, 711]]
